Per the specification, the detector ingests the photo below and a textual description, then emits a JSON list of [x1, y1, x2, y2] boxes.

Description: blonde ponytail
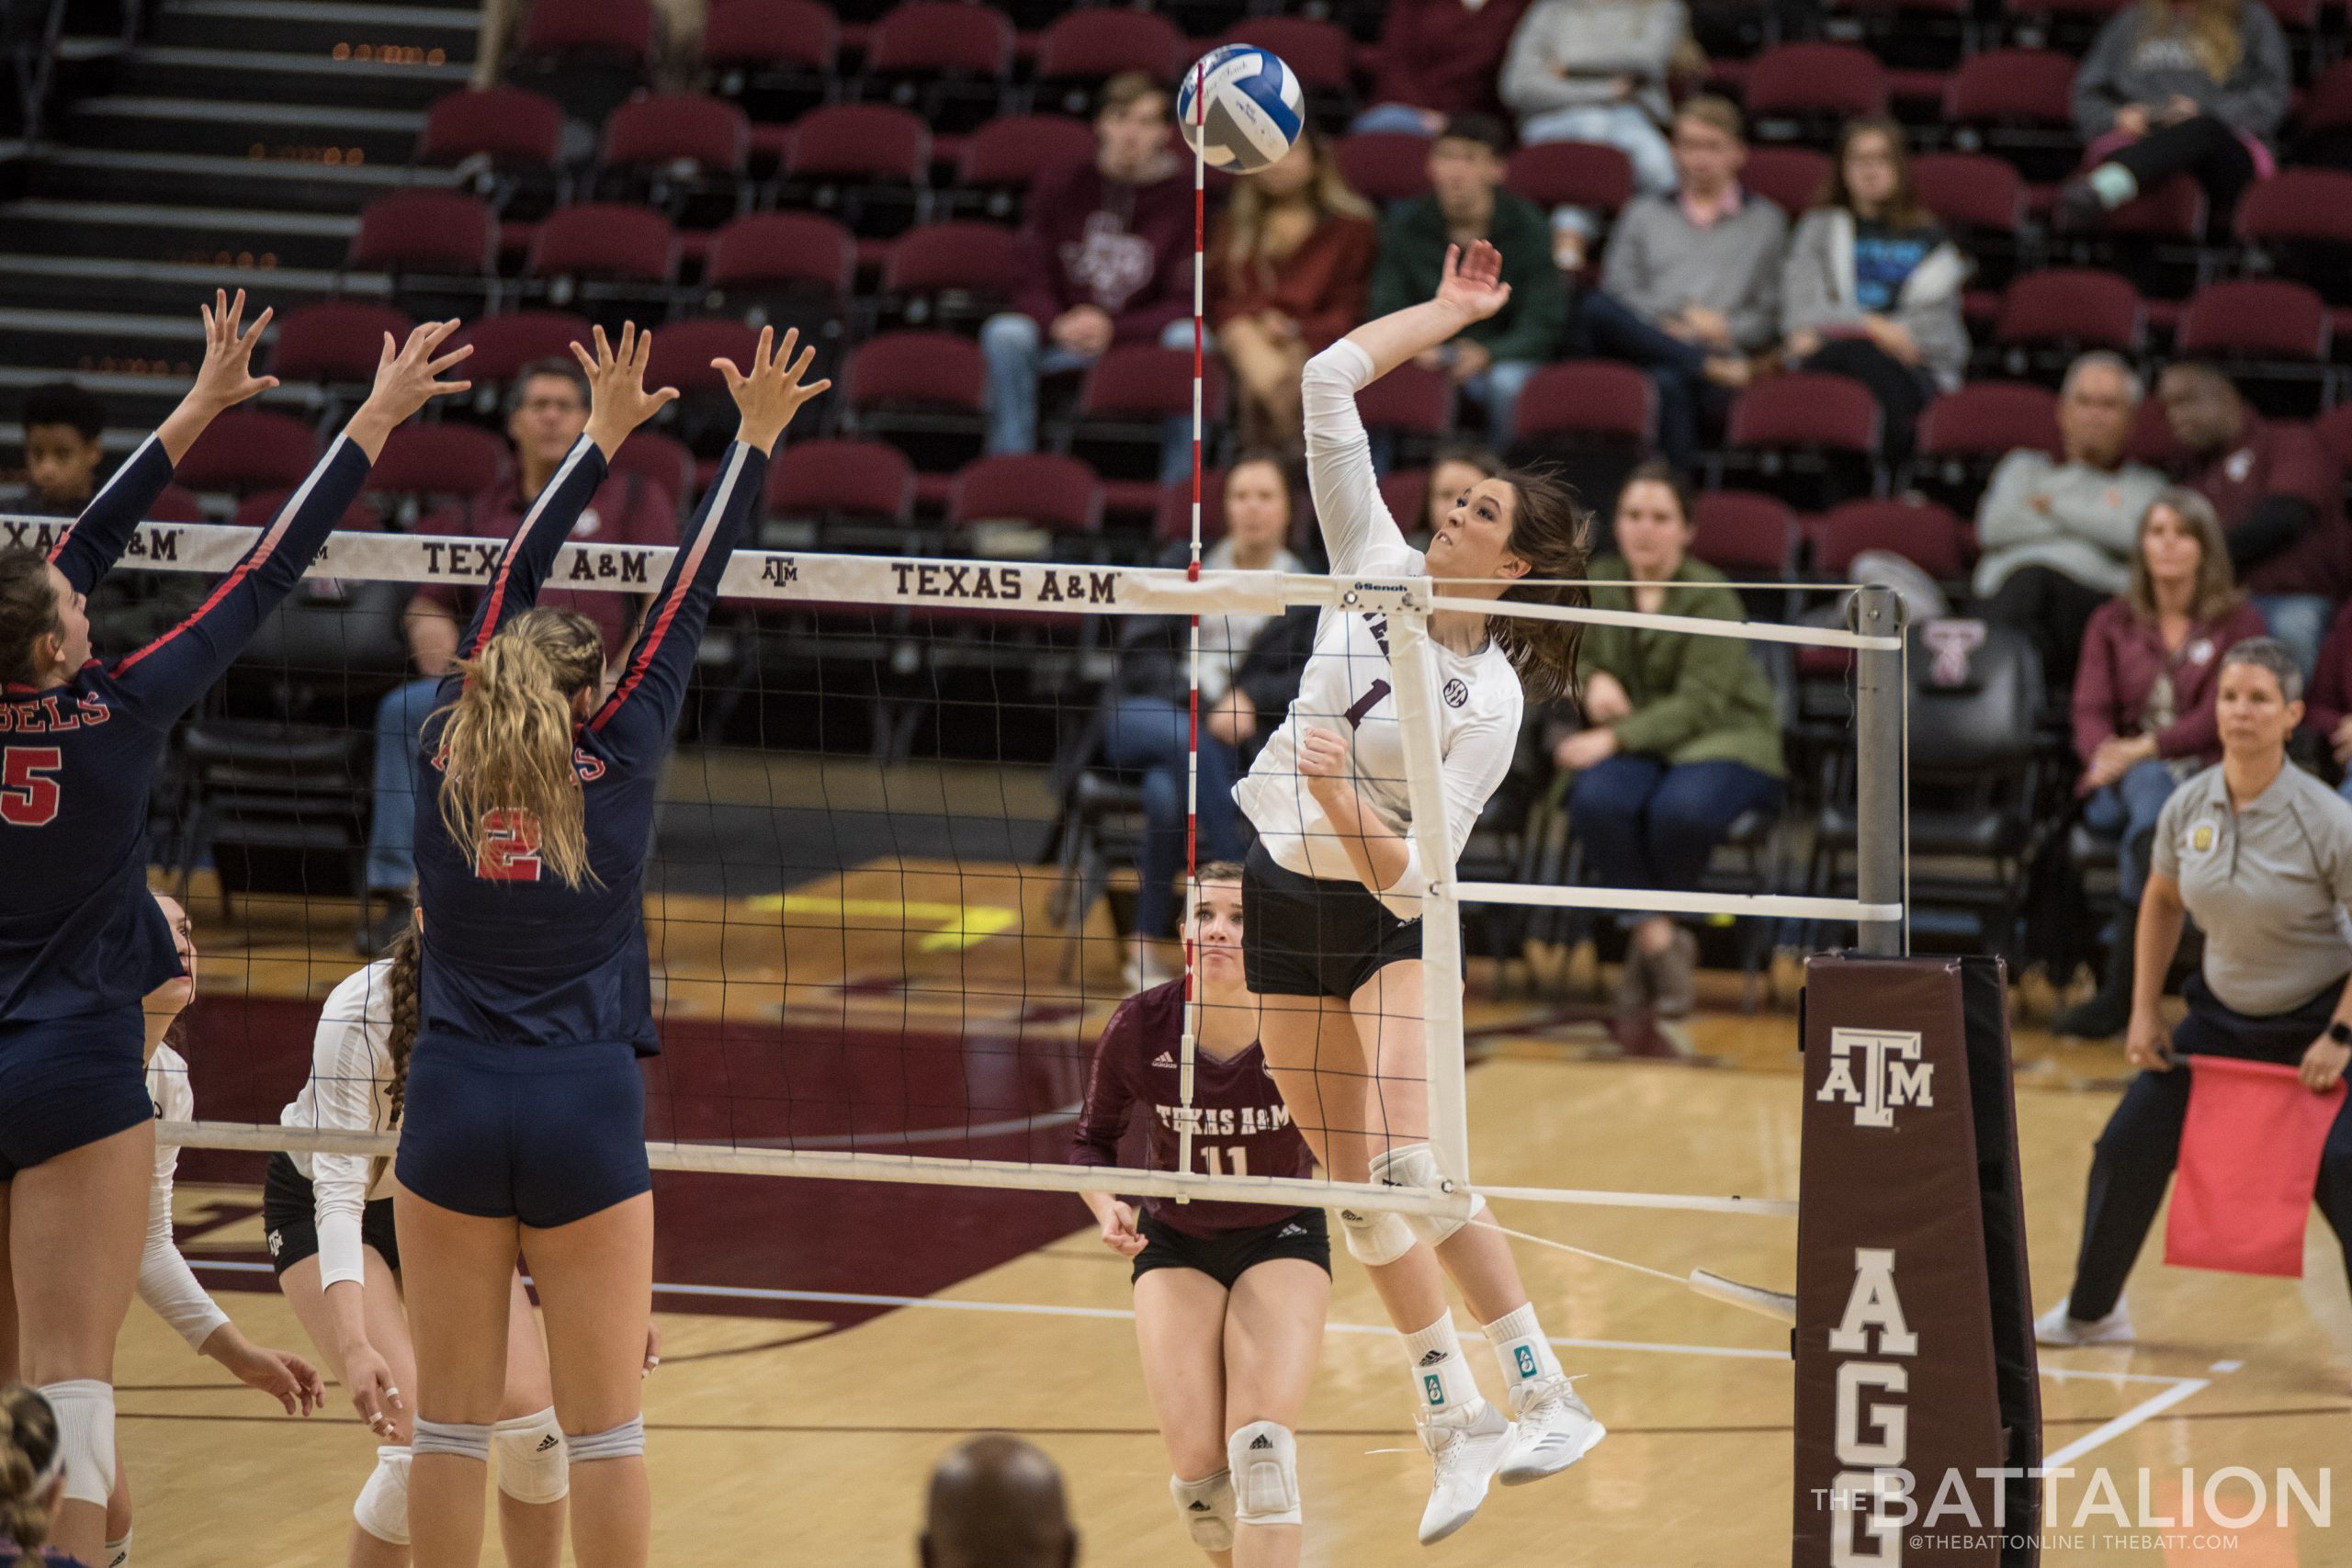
[[0, 1384, 62, 1561], [435, 607, 604, 889]]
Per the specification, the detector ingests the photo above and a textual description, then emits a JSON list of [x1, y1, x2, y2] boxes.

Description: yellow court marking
[[745, 895, 1023, 953]]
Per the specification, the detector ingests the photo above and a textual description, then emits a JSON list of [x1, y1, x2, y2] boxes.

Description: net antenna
[[1174, 51, 1207, 1195]]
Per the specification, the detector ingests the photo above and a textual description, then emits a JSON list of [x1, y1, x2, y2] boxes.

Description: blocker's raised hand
[[575, 321, 682, 457], [190, 288, 279, 412], [718, 325, 832, 456], [1435, 241, 1511, 323], [348, 320, 474, 461]]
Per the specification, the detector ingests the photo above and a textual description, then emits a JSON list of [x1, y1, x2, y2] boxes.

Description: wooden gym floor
[[124, 850, 2352, 1566]]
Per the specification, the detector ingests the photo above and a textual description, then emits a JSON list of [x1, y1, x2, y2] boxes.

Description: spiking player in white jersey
[[1235, 240, 1607, 1545]]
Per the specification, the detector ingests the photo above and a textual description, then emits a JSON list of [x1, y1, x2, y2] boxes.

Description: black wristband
[[2328, 1020, 2351, 1047]]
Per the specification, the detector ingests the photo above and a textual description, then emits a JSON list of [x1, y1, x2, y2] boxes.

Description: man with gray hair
[[920, 1436, 1080, 1568], [1970, 350, 2168, 685]]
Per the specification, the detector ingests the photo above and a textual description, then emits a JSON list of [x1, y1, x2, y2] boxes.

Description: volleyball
[[1175, 44, 1306, 175]]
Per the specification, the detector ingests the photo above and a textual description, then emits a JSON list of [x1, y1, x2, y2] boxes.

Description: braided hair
[[0, 1384, 62, 1561]]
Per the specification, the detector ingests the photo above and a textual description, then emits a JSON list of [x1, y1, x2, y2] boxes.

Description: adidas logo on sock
[[1152, 1051, 1177, 1067], [1250, 1434, 1273, 1450], [1417, 1349, 1449, 1368], [1189, 1501, 1211, 1511], [537, 1435, 560, 1452]]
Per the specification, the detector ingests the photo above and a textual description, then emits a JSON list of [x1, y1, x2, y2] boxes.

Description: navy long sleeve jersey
[[1, 433, 373, 1023], [413, 435, 764, 1056]]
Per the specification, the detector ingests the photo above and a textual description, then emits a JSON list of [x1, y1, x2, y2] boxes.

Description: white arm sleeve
[[1302, 340, 1411, 574], [1381, 705, 1519, 908], [307, 1002, 392, 1292], [137, 1067, 232, 1352]]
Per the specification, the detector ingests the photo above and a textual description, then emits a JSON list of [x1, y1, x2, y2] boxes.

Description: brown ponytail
[[434, 607, 604, 889], [1492, 465, 1595, 704], [0, 1383, 62, 1561], [382, 919, 422, 1128], [0, 550, 62, 688]]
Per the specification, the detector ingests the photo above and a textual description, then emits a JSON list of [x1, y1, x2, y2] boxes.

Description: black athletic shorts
[[1241, 840, 1422, 998], [1132, 1207, 1331, 1291], [263, 1149, 400, 1278]]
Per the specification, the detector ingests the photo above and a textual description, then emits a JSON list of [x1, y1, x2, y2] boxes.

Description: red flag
[[2165, 1056, 2346, 1278]]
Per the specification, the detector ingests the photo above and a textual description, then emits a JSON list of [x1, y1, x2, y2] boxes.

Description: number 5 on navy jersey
[[0, 748, 62, 827]]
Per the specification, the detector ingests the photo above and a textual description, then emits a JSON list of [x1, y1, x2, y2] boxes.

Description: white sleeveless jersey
[[1236, 340, 1522, 919]]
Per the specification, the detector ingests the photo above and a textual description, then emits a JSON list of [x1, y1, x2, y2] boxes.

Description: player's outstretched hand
[[347, 320, 472, 459], [575, 321, 682, 458], [1435, 241, 1511, 323], [718, 325, 831, 456], [189, 288, 278, 412]]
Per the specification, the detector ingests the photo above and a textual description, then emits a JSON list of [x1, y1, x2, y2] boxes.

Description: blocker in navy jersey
[[1070, 978, 1317, 1237], [398, 433, 766, 1224], [0, 434, 371, 1168]]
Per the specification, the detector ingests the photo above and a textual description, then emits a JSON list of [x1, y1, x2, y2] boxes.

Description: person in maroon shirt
[[1353, 0, 1536, 134], [363, 355, 677, 946], [2058, 488, 2266, 1039], [2158, 360, 2348, 678], [1072, 863, 1329, 1566], [983, 72, 1195, 468], [2301, 600, 2352, 807]]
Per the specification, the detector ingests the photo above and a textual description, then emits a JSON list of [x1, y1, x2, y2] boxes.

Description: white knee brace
[[412, 1417, 492, 1462], [1168, 1469, 1234, 1552], [565, 1416, 645, 1463], [1335, 1204, 1417, 1267], [1371, 1144, 1485, 1248], [39, 1380, 115, 1508], [492, 1406, 570, 1505], [353, 1445, 413, 1545], [1225, 1421, 1301, 1529]]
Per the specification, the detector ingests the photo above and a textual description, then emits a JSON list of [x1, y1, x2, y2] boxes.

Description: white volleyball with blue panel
[[1176, 44, 1305, 175]]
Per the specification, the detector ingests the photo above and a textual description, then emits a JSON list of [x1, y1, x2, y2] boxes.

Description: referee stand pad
[[1794, 954, 2043, 1567]]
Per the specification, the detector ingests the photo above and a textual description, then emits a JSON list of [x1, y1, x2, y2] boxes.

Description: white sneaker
[[1415, 1398, 1516, 1546], [1499, 1374, 1606, 1484], [2034, 1300, 2134, 1347]]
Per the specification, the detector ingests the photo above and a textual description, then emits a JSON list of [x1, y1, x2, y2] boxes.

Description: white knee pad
[[1168, 1470, 1234, 1552], [1335, 1204, 1417, 1267], [39, 1380, 116, 1508], [492, 1406, 570, 1505], [565, 1416, 645, 1463], [412, 1417, 492, 1462], [353, 1445, 413, 1545], [1225, 1421, 1301, 1529], [1372, 1145, 1486, 1248]]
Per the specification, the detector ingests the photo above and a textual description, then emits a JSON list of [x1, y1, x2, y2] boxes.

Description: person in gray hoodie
[[2056, 0, 2290, 231], [1779, 118, 1969, 468], [1498, 0, 1688, 268]]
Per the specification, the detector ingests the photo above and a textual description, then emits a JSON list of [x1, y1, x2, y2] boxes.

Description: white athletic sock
[[1401, 1316, 1481, 1416], [2088, 162, 2139, 209], [1482, 1303, 1562, 1391], [105, 1532, 131, 1568]]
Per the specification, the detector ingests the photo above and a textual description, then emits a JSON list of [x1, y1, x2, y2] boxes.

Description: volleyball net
[[27, 507, 1907, 1225]]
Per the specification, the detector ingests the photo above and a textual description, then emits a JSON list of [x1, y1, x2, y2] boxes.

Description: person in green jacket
[[1367, 114, 1566, 449], [1550, 462, 1785, 1014]]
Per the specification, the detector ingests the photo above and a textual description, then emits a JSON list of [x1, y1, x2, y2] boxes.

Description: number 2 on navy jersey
[[1201, 1145, 1249, 1178], [0, 747, 62, 827], [1343, 679, 1392, 729], [475, 808, 544, 881]]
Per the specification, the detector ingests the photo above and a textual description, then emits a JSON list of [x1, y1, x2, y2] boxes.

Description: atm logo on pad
[[1815, 1029, 1935, 1129]]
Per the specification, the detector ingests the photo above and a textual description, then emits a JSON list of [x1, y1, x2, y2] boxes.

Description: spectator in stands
[[1408, 441, 1509, 548], [363, 355, 676, 950], [2057, 489, 2266, 1039], [10, 379, 205, 655], [2157, 360, 2348, 677], [983, 73, 1193, 473], [1352, 0, 1535, 134], [1107, 456, 1313, 986], [2303, 603, 2352, 804], [1210, 130, 1378, 454], [2036, 637, 2352, 1348], [920, 1434, 1079, 1568], [1368, 115, 1565, 449], [1499, 0, 1688, 272], [1577, 97, 1784, 476], [1779, 118, 1969, 470], [1971, 352, 2167, 687], [2057, 0, 2291, 232], [1551, 463, 1784, 1018]]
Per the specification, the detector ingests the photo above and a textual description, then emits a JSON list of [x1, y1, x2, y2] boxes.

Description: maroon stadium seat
[[644, 318, 764, 394], [177, 412, 322, 494], [416, 86, 563, 170], [1351, 362, 1455, 440], [1033, 9, 1186, 85], [2299, 58, 2352, 137], [453, 312, 593, 385], [1331, 131, 1431, 204], [611, 428, 693, 502], [882, 221, 1019, 320], [526, 203, 679, 281], [784, 103, 931, 182], [845, 333, 989, 457], [1726, 374, 1882, 457], [603, 93, 750, 175], [2104, 173, 2205, 240], [1690, 491, 1800, 578], [1510, 361, 1654, 446], [1743, 42, 1889, 123], [1505, 141, 1634, 217], [1815, 498, 1968, 581], [518, 0, 653, 65], [951, 454, 1102, 536], [1216, 17, 1354, 96], [2313, 403, 2352, 473], [1077, 346, 1226, 423], [1156, 468, 1229, 545], [766, 438, 915, 524], [1376, 468, 1428, 538], [1943, 49, 2075, 126], [367, 423, 506, 501], [1995, 269, 2143, 353], [1741, 147, 1831, 217], [1910, 152, 2025, 235], [270, 302, 413, 385], [2176, 279, 2328, 362], [701, 0, 835, 70], [705, 211, 855, 299], [2234, 167, 2352, 250], [864, 1, 1013, 78], [232, 485, 378, 531], [1917, 382, 2063, 462], [349, 190, 495, 275]]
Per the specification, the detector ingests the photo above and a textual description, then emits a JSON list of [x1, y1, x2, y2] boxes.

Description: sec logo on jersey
[[1442, 679, 1469, 708]]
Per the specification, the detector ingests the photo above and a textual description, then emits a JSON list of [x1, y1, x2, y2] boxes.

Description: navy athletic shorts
[[394, 1033, 650, 1228], [263, 1151, 401, 1277], [0, 1005, 153, 1179], [1241, 841, 1423, 999], [1132, 1208, 1332, 1291]]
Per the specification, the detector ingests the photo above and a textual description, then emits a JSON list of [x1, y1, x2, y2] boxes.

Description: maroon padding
[[417, 86, 563, 167], [1727, 374, 1882, 455], [1917, 381, 2062, 460], [846, 331, 986, 412], [604, 93, 750, 172], [1743, 41, 1888, 118], [950, 454, 1102, 534], [175, 411, 321, 493], [349, 189, 494, 274], [271, 301, 413, 384], [526, 203, 678, 282]]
